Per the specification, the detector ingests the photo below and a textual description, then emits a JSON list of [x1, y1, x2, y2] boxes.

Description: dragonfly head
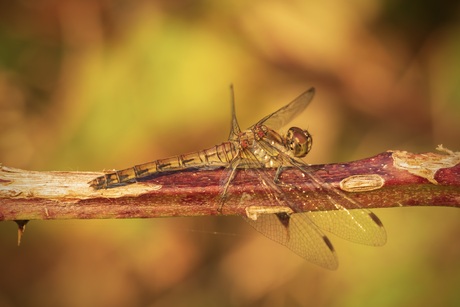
[[285, 127, 312, 158]]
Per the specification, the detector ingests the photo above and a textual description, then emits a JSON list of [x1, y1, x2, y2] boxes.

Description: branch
[[1, 146, 459, 222]]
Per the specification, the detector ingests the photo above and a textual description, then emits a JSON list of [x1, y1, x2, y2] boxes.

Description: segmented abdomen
[[89, 142, 238, 189]]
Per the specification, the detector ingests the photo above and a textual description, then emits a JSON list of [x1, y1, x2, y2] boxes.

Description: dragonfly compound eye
[[286, 127, 312, 158]]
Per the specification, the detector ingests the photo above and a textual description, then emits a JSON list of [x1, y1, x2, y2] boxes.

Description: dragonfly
[[89, 87, 386, 269]]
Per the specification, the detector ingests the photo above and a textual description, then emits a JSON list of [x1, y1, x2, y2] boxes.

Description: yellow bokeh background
[[1, 1, 460, 306]]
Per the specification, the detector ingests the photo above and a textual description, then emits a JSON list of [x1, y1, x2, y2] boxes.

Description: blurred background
[[1, 0, 460, 306]]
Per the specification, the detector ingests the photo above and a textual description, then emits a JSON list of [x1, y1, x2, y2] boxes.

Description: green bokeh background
[[1, 1, 460, 306]]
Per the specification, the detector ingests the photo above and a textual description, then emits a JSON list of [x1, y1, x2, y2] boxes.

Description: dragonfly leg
[[217, 153, 244, 214], [274, 166, 286, 183], [217, 165, 239, 214]]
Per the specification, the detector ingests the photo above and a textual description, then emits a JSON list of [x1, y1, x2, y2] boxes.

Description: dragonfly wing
[[244, 212, 338, 269], [305, 208, 386, 246], [280, 158, 387, 246], [292, 159, 386, 246], [256, 87, 315, 130], [226, 142, 338, 268], [253, 138, 387, 246], [228, 84, 242, 141]]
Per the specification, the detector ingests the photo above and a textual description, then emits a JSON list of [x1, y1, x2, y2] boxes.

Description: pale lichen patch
[[245, 206, 293, 220], [392, 146, 460, 184], [340, 174, 384, 192]]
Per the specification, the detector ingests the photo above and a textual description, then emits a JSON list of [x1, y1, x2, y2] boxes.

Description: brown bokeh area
[[1, 1, 460, 306]]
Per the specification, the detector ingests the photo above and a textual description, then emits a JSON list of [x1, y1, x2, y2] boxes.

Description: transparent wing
[[223, 139, 338, 269], [244, 213, 338, 269], [254, 137, 387, 246], [286, 159, 386, 246], [254, 87, 315, 130], [228, 84, 242, 141], [222, 136, 386, 268]]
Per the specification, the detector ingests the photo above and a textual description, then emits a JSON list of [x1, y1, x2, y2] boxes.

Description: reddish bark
[[0, 149, 459, 222]]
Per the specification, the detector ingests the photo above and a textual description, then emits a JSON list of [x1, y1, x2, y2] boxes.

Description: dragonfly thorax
[[285, 127, 312, 158], [250, 124, 312, 161]]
